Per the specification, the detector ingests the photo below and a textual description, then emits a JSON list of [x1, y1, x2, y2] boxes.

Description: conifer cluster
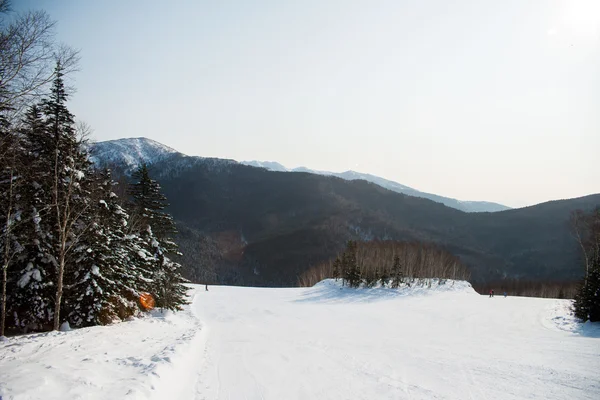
[[0, 65, 188, 335]]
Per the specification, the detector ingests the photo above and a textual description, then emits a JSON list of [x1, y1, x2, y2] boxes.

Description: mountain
[[91, 140, 508, 212], [242, 161, 510, 213], [90, 138, 600, 287], [89, 137, 236, 175], [88, 137, 179, 169]]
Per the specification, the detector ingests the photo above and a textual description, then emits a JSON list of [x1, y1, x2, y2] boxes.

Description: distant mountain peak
[[89, 137, 237, 177], [88, 137, 180, 170]]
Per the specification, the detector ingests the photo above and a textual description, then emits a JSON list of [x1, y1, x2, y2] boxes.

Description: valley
[[89, 138, 600, 287]]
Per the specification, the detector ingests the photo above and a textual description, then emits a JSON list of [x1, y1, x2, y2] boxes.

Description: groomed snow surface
[[1, 280, 598, 400]]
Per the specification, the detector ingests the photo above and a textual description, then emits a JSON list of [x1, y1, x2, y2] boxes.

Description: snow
[[59, 322, 71, 332], [1, 280, 598, 400], [87, 137, 179, 170], [0, 288, 204, 400], [87, 138, 236, 178], [17, 264, 41, 288]]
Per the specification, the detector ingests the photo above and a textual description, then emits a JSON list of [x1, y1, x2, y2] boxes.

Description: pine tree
[[128, 164, 188, 311], [8, 104, 57, 331], [379, 264, 389, 288], [343, 240, 361, 288], [65, 170, 139, 327], [391, 255, 403, 289], [11, 63, 92, 331], [332, 257, 341, 281], [573, 243, 600, 322], [573, 208, 600, 322], [42, 63, 93, 330], [127, 164, 175, 239]]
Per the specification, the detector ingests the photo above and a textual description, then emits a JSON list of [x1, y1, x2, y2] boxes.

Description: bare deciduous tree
[[0, 122, 20, 335], [0, 3, 78, 117], [299, 240, 470, 287]]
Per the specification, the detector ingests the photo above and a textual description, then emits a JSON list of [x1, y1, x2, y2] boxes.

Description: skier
[[492, 289, 495, 297], [504, 291, 507, 298], [205, 284, 209, 291], [489, 289, 493, 298]]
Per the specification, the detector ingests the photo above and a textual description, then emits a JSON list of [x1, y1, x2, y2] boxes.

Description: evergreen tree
[[65, 170, 139, 327], [11, 63, 92, 331], [128, 164, 175, 239], [573, 254, 600, 322], [128, 164, 188, 311], [8, 104, 57, 331], [391, 255, 403, 289], [573, 210, 600, 322], [379, 264, 389, 288], [572, 208, 600, 322], [332, 257, 341, 281], [42, 63, 93, 330], [343, 240, 361, 288]]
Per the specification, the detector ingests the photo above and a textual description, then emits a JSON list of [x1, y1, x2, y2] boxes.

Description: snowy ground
[[1, 280, 599, 400]]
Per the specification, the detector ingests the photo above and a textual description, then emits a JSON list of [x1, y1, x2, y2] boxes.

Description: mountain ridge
[[88, 137, 510, 213], [242, 160, 510, 213]]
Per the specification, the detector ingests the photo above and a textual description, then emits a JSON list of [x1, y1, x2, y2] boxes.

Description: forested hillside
[[102, 152, 598, 287]]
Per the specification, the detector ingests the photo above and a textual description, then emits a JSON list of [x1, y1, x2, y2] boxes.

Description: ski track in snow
[[1, 281, 599, 400]]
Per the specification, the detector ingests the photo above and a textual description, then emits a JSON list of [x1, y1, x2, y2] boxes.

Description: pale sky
[[16, 0, 600, 208]]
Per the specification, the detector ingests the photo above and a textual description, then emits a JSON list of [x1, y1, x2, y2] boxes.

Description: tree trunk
[[1, 259, 7, 336], [1, 166, 14, 336], [53, 251, 66, 331]]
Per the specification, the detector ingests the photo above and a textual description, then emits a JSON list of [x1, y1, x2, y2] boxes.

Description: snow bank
[[0, 288, 205, 400], [305, 278, 476, 303], [546, 299, 600, 338]]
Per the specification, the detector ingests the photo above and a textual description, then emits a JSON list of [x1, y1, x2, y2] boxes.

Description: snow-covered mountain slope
[[242, 160, 288, 172], [88, 137, 180, 170], [88, 138, 236, 176], [243, 161, 510, 213], [2, 281, 598, 400]]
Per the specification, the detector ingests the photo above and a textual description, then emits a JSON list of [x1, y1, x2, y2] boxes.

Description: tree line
[[473, 279, 580, 299], [0, 4, 187, 335], [298, 240, 470, 287]]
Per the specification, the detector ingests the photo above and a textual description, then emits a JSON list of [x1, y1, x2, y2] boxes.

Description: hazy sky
[[16, 0, 600, 207]]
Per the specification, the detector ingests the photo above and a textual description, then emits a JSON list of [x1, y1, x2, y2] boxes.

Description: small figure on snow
[[205, 284, 209, 291], [489, 289, 493, 298], [503, 291, 507, 298]]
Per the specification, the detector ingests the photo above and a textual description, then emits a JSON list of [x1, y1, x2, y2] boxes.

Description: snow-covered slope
[[0, 288, 206, 400], [88, 138, 236, 176], [88, 137, 180, 170], [2, 281, 598, 400], [241, 160, 288, 172]]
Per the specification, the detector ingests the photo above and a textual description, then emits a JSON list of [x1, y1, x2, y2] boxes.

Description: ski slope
[[1, 281, 599, 399]]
